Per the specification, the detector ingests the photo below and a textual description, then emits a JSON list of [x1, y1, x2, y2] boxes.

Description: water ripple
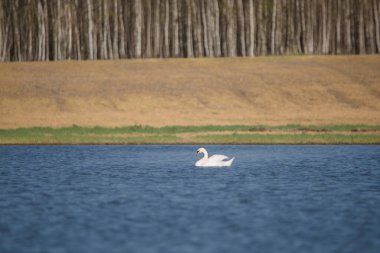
[[1, 145, 379, 253]]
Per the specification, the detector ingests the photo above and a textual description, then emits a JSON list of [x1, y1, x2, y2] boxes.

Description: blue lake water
[[0, 145, 379, 253]]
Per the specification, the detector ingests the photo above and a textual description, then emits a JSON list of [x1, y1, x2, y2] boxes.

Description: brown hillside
[[1, 56, 380, 128]]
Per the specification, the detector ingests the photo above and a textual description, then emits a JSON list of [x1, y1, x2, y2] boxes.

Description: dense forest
[[0, 0, 379, 61]]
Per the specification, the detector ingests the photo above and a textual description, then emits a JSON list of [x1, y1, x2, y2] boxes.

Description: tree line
[[0, 0, 379, 61]]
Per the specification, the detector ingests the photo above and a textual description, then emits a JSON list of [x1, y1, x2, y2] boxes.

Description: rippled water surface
[[1, 145, 380, 253]]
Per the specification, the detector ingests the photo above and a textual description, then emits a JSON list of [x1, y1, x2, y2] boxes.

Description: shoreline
[[1, 125, 379, 145], [2, 143, 380, 146]]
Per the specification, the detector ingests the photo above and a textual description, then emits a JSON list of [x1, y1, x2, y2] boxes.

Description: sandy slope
[[1, 55, 380, 128]]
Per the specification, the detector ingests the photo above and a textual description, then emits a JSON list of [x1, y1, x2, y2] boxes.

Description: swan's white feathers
[[207, 155, 230, 162], [195, 148, 235, 167]]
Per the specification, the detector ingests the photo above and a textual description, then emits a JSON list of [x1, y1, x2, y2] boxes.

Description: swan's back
[[208, 154, 230, 163], [197, 155, 235, 167]]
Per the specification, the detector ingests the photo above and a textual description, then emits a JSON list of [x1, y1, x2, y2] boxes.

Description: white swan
[[195, 147, 235, 167]]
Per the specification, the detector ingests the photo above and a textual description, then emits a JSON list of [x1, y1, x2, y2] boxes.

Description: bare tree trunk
[[0, 4, 3, 61], [364, 0, 375, 53], [1, 15, 10, 61], [286, 0, 295, 54], [295, 0, 302, 53], [118, 0, 126, 58], [336, 0, 341, 54], [276, 0, 283, 54], [37, 0, 44, 60], [307, 0, 315, 54], [136, 0, 142, 58], [271, 0, 277, 54], [300, 0, 307, 54], [124, 1, 131, 57], [27, 0, 33, 61], [185, 0, 193, 57], [12, 1, 21, 61], [171, 0, 179, 57], [236, 0, 245, 56], [177, 0, 184, 57], [100, 1, 107, 59], [373, 0, 380, 53], [326, 0, 332, 54], [113, 0, 119, 59], [247, 0, 255, 57], [105, 1, 113, 59], [317, 1, 324, 53], [213, 0, 221, 57], [191, 0, 203, 57], [258, 0, 266, 55], [144, 0, 152, 58], [67, 2, 72, 59], [358, 0, 365, 54], [345, 0, 352, 53], [43, 0, 49, 60], [56, 0, 62, 60], [163, 0, 170, 57], [159, 0, 165, 56], [153, 0, 161, 57], [86, 0, 94, 59], [72, 0, 81, 60], [200, 0, 209, 56], [205, 0, 214, 57], [226, 0, 236, 57]]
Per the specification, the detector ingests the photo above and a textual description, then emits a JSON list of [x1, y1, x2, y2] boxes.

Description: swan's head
[[196, 147, 207, 155]]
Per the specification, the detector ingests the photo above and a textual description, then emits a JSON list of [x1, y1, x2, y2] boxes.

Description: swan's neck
[[202, 150, 209, 159]]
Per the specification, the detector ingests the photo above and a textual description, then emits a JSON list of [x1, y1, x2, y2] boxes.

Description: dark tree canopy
[[0, 0, 379, 61]]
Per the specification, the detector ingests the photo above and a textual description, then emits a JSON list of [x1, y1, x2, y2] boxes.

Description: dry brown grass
[[1, 55, 380, 128]]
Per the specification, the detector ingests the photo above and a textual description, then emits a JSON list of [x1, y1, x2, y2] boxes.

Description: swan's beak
[[196, 151, 199, 156]]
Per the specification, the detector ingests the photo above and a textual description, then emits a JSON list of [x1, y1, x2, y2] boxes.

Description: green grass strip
[[193, 133, 380, 144], [0, 125, 379, 144]]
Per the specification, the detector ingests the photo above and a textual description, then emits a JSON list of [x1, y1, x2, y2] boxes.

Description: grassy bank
[[1, 125, 380, 144]]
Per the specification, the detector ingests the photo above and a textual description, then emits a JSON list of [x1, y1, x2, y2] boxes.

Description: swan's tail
[[227, 157, 235, 166]]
